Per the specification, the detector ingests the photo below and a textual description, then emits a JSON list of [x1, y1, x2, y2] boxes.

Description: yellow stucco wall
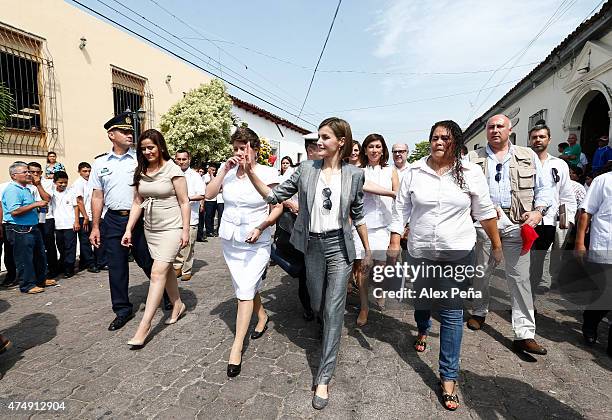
[[0, 0, 212, 182]]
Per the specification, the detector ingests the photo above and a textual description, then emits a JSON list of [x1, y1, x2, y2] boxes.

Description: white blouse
[[362, 165, 395, 229], [310, 172, 341, 233], [581, 171, 612, 264], [390, 156, 496, 260], [219, 164, 279, 243]]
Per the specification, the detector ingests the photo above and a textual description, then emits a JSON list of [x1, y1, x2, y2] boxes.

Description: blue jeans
[[6, 224, 47, 292], [411, 250, 475, 383], [415, 309, 463, 382]]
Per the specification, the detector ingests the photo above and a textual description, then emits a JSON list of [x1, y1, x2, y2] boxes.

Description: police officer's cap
[[104, 112, 134, 132]]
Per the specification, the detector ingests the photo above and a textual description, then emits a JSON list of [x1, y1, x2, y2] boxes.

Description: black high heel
[[227, 350, 243, 378], [250, 316, 270, 340]]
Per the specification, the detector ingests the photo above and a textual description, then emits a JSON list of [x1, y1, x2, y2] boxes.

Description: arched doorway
[[580, 92, 610, 159]]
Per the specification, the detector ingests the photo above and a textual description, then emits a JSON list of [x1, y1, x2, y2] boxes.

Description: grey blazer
[[266, 160, 365, 262]]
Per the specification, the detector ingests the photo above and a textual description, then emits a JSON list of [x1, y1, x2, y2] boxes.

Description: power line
[[102, 0, 314, 120], [147, 0, 319, 116], [298, 0, 342, 118], [300, 77, 523, 116], [180, 37, 542, 76], [70, 0, 317, 127], [463, 0, 576, 125]]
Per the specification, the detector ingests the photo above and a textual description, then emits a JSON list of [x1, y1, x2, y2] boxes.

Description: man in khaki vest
[[467, 114, 553, 355]]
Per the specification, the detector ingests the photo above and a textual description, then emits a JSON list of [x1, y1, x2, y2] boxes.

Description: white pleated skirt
[[222, 237, 271, 300]]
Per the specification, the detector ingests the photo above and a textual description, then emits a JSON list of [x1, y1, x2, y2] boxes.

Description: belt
[[309, 229, 342, 238], [108, 209, 130, 216]]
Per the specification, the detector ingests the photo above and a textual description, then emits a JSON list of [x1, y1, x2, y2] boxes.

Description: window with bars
[[528, 109, 547, 130], [0, 23, 57, 156], [111, 66, 154, 131]]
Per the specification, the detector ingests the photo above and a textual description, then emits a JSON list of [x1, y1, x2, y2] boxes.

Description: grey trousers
[[304, 231, 352, 386], [473, 226, 536, 340]]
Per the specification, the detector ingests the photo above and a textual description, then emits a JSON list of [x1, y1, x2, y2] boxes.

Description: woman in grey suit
[[243, 117, 372, 410]]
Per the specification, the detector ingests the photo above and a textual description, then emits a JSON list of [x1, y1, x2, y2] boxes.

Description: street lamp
[[125, 107, 147, 139]]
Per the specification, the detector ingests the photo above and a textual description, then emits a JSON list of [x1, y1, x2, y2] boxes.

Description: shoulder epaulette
[[94, 152, 109, 159]]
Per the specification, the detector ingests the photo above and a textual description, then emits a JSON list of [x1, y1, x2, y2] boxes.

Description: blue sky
[[71, 0, 605, 150]]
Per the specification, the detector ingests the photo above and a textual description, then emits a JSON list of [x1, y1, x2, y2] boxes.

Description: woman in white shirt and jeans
[[389, 120, 502, 411]]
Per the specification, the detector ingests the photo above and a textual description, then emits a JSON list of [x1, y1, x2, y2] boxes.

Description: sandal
[[440, 381, 459, 411], [414, 335, 427, 352]]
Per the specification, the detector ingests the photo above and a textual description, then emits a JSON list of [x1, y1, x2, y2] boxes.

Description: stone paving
[[0, 238, 610, 419]]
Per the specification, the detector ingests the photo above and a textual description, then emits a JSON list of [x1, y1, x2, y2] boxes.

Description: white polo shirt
[[72, 176, 93, 219], [50, 188, 77, 230], [581, 171, 612, 264]]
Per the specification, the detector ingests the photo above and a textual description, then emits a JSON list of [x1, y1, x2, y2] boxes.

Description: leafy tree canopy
[[407, 141, 430, 163]]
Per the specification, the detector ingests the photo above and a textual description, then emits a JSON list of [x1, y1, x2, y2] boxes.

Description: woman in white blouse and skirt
[[206, 127, 283, 378], [354, 134, 399, 326], [389, 120, 502, 411]]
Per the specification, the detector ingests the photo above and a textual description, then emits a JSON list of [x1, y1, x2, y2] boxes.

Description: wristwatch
[[536, 206, 547, 216]]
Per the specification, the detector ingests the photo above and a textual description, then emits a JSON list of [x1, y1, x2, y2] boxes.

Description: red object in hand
[[520, 224, 539, 255], [268, 155, 277, 165]]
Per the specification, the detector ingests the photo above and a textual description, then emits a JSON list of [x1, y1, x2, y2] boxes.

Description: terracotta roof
[[464, 0, 612, 139], [230, 95, 311, 135]]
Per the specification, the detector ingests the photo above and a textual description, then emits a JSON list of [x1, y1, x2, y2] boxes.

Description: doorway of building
[[580, 92, 610, 160]]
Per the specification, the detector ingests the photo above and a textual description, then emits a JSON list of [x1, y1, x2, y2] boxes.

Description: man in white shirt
[[574, 171, 612, 357], [528, 122, 577, 296], [467, 114, 553, 355], [173, 151, 205, 281], [202, 166, 218, 238], [391, 143, 409, 182]]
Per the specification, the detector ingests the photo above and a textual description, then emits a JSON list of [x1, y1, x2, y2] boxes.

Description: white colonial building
[[464, 2, 612, 163]]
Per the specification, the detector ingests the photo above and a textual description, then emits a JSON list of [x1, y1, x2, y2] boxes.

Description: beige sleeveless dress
[[138, 160, 185, 262]]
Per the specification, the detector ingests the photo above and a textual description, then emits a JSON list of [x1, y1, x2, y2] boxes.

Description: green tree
[[407, 141, 430, 163], [160, 79, 233, 164], [0, 84, 14, 140]]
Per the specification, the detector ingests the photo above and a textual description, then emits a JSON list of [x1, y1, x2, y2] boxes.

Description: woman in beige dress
[[121, 129, 191, 348]]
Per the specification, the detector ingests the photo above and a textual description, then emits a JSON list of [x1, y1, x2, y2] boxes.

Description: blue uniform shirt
[[2, 182, 39, 226], [89, 148, 137, 211]]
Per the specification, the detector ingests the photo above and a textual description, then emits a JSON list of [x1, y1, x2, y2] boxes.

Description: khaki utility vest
[[468, 145, 536, 224]]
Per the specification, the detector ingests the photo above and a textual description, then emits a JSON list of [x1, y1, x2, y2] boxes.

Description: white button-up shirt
[[390, 156, 497, 260], [183, 167, 205, 226], [89, 148, 137, 211], [540, 154, 577, 226], [51, 188, 77, 230], [72, 176, 93, 219], [580, 171, 612, 264], [484, 144, 551, 209]]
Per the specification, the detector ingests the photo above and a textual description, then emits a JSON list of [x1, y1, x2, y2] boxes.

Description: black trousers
[[204, 201, 217, 235], [1, 223, 17, 284], [215, 203, 224, 233], [197, 209, 205, 240], [102, 212, 153, 317], [42, 219, 59, 278], [77, 217, 95, 269], [276, 227, 311, 312], [55, 229, 77, 275]]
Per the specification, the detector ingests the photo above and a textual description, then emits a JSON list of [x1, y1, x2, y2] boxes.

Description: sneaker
[[87, 266, 100, 273], [44, 279, 58, 287], [26, 286, 45, 294]]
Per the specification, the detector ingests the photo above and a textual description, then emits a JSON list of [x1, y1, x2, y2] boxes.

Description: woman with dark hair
[[206, 126, 283, 378], [354, 133, 399, 326], [347, 140, 361, 166], [45, 151, 65, 179], [279, 155, 294, 180], [389, 120, 502, 410], [121, 129, 191, 348], [243, 117, 372, 410]]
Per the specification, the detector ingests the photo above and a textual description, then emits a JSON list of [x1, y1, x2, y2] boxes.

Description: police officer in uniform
[[89, 112, 155, 331]]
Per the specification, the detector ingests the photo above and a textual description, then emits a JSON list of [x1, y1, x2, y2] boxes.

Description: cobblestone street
[[0, 238, 610, 419]]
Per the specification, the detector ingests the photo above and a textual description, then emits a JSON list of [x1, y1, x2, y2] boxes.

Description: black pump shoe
[[250, 317, 270, 340], [227, 361, 242, 377]]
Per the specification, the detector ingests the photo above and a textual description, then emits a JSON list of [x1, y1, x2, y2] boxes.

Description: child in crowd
[[72, 162, 100, 273], [50, 171, 78, 278]]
